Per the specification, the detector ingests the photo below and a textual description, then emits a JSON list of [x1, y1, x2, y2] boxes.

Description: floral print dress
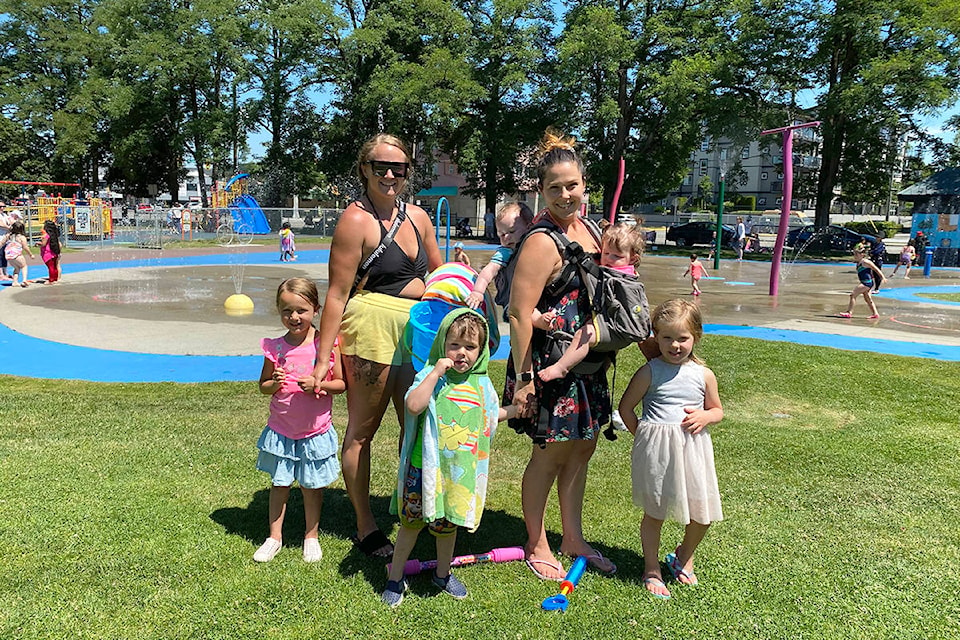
[[504, 224, 611, 445]]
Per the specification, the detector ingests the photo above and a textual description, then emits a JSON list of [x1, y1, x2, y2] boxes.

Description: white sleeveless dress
[[631, 358, 723, 525]]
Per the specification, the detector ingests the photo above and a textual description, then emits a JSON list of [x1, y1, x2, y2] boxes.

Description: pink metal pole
[[608, 156, 626, 224], [761, 121, 820, 296]]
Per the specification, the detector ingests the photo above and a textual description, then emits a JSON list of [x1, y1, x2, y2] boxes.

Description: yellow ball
[[224, 293, 254, 316]]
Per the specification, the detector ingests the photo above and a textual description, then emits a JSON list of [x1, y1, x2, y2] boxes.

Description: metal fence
[[110, 207, 343, 248], [6, 204, 346, 250]]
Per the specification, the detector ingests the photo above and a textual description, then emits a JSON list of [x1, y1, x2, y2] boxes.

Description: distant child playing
[[2, 221, 34, 287], [891, 242, 915, 279], [382, 308, 515, 607], [618, 299, 724, 600], [682, 254, 708, 296], [839, 249, 886, 319], [465, 202, 535, 315], [453, 241, 471, 267], [279, 221, 297, 262], [254, 278, 345, 563], [40, 220, 61, 284], [536, 222, 646, 382]]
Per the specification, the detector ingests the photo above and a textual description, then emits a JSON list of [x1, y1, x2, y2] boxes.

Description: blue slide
[[229, 194, 271, 234]]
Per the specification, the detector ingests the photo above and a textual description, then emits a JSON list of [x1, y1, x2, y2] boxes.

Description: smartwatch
[[519, 371, 535, 383]]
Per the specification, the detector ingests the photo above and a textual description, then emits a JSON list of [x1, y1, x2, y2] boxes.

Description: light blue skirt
[[256, 426, 340, 489]]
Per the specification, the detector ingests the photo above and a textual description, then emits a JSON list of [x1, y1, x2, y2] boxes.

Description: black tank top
[[362, 214, 428, 297]]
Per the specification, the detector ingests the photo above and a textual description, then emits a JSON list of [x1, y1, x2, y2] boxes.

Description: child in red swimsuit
[[683, 254, 708, 296]]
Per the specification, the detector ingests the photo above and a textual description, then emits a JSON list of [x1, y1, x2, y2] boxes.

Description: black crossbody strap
[[352, 201, 407, 295]]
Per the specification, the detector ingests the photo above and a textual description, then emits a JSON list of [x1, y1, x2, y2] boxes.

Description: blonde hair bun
[[538, 128, 577, 157]]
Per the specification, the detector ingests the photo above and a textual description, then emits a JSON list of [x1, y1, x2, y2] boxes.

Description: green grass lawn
[[2, 337, 958, 639], [917, 292, 960, 303]]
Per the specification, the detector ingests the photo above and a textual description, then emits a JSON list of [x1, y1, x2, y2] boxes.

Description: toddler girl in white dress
[[618, 298, 724, 600]]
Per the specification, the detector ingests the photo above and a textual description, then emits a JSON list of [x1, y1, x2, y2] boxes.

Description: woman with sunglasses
[[312, 133, 442, 558]]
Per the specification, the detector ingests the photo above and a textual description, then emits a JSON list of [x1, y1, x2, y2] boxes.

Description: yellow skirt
[[340, 291, 417, 366]]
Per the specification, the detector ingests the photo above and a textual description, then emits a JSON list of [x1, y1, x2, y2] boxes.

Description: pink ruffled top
[[261, 335, 336, 439]]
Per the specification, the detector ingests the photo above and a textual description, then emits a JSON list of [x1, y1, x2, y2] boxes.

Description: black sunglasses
[[365, 160, 409, 178]]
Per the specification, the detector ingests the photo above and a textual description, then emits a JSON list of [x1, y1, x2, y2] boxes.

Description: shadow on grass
[[210, 487, 371, 547], [210, 486, 645, 588], [334, 503, 533, 591]]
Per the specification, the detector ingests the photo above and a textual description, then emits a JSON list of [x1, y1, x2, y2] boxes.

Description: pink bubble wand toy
[[387, 546, 525, 577]]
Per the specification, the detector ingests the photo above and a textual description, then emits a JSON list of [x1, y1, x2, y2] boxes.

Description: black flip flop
[[352, 529, 394, 557]]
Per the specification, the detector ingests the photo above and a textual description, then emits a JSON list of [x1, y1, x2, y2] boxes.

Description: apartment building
[[665, 126, 822, 213]]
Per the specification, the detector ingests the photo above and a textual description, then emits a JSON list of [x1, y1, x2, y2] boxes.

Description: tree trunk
[[815, 115, 845, 228], [815, 21, 859, 228]]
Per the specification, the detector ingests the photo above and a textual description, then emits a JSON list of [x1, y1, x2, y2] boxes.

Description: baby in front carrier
[[538, 223, 646, 382]]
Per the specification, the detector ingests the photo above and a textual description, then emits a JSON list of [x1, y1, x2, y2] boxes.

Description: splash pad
[[2, 245, 960, 381], [0, 251, 329, 359]]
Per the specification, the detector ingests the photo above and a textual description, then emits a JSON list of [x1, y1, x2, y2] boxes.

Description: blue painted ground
[[1, 248, 957, 382], [875, 284, 960, 306], [704, 324, 960, 361]]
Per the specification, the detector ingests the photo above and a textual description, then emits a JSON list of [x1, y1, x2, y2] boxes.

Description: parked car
[[666, 221, 736, 248], [786, 225, 875, 251]]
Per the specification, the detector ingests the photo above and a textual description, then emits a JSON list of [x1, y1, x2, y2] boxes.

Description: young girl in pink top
[[254, 277, 345, 563], [2, 221, 34, 287], [682, 253, 708, 296], [40, 220, 61, 284]]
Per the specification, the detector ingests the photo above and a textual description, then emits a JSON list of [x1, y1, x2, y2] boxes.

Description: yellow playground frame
[[35, 197, 113, 239]]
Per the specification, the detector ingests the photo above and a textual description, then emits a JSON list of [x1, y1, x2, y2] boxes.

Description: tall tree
[[321, 0, 482, 193], [256, 97, 328, 206], [554, 0, 816, 212], [445, 0, 557, 208], [810, 0, 960, 227], [96, 0, 190, 198], [0, 117, 49, 186], [242, 0, 343, 203], [178, 0, 247, 203], [0, 0, 104, 186]]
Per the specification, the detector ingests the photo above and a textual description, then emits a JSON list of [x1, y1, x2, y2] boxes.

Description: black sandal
[[352, 529, 394, 557]]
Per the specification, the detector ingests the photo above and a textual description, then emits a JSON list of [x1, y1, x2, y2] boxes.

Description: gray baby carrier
[[526, 218, 651, 375]]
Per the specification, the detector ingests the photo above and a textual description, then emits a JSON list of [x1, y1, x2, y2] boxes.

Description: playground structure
[[211, 174, 270, 237], [35, 197, 113, 241], [0, 180, 113, 242]]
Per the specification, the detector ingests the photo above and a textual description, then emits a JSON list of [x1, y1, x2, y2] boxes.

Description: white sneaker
[[303, 538, 323, 563], [253, 538, 282, 562]]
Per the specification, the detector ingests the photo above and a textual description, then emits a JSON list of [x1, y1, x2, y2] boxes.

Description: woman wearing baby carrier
[[505, 130, 617, 581]]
